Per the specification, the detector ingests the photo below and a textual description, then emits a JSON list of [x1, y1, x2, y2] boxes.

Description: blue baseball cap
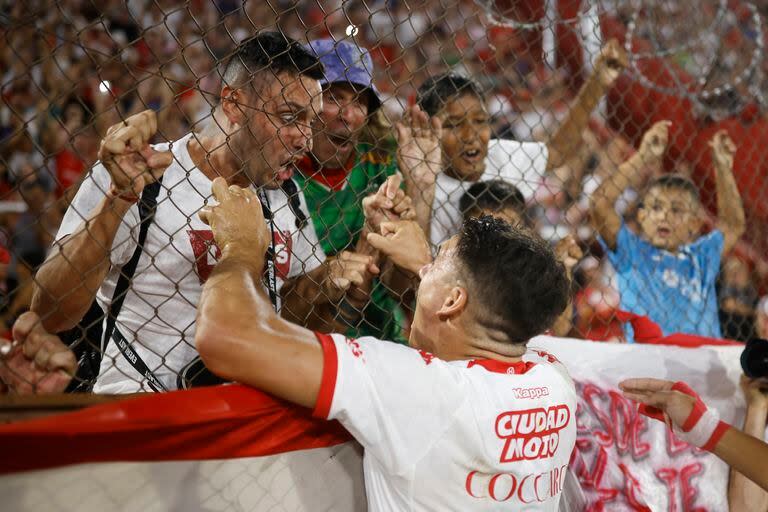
[[305, 38, 381, 111]]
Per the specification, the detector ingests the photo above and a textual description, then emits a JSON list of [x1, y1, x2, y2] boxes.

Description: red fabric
[[0, 384, 351, 475], [55, 149, 85, 196], [296, 155, 354, 191], [467, 358, 536, 375], [702, 421, 731, 452], [556, 0, 585, 91], [673, 381, 707, 432], [313, 332, 338, 419], [614, 310, 741, 347]]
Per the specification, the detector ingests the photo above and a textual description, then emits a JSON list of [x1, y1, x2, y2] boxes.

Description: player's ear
[[220, 85, 246, 127], [437, 286, 468, 320]]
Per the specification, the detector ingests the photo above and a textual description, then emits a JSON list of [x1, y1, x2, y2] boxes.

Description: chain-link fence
[[0, 0, 766, 395]]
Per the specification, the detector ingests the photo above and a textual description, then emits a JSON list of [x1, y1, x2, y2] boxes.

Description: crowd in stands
[[0, 0, 767, 381]]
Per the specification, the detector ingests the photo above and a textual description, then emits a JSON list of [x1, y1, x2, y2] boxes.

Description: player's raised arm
[[620, 377, 768, 494], [590, 120, 670, 249], [546, 39, 628, 170], [709, 130, 746, 255], [195, 178, 323, 410]]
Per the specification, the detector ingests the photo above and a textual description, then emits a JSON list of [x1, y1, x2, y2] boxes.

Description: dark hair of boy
[[416, 73, 485, 117], [459, 180, 526, 221]]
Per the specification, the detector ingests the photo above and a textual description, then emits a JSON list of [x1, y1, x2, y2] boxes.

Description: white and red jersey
[[56, 133, 325, 393], [313, 333, 578, 511]]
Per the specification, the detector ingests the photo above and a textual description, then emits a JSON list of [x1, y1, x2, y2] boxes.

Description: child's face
[[637, 186, 701, 251], [438, 94, 492, 181]]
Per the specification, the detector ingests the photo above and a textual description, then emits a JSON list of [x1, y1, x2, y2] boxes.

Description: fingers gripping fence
[[0, 1, 765, 394]]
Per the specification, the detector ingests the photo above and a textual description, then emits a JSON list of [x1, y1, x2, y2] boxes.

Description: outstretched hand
[[395, 105, 443, 187]]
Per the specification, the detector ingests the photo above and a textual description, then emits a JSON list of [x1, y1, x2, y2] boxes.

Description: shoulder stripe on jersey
[[313, 333, 339, 419]]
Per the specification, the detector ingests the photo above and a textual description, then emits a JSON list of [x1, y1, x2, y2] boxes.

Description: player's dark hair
[[644, 174, 701, 203], [459, 180, 526, 222], [456, 216, 569, 344], [416, 73, 485, 116], [222, 31, 324, 87]]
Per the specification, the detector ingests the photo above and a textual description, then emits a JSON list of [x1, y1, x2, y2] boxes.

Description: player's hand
[[321, 251, 380, 302], [637, 120, 671, 164], [595, 39, 628, 88], [620, 378, 696, 428], [554, 235, 583, 276], [395, 105, 443, 187], [0, 312, 75, 395], [98, 110, 173, 200], [367, 220, 432, 276], [199, 177, 269, 263], [709, 130, 737, 171], [362, 174, 416, 231]]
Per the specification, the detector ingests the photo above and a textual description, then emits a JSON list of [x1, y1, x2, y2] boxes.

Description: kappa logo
[[511, 387, 550, 400], [495, 405, 570, 462]]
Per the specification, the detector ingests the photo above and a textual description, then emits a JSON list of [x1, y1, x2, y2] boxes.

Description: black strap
[[112, 328, 168, 391], [103, 180, 165, 390], [258, 188, 279, 309]]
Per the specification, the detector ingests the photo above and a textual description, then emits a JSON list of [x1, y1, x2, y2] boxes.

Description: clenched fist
[[0, 312, 75, 394], [709, 130, 737, 171], [98, 110, 173, 200], [362, 174, 416, 232], [595, 39, 629, 88], [637, 120, 672, 163]]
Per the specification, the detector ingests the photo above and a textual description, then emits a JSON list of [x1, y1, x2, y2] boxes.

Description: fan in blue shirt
[[590, 122, 746, 342]]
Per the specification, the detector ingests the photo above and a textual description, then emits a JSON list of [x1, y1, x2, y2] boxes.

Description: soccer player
[[590, 122, 746, 340], [27, 32, 372, 393], [410, 40, 628, 247], [187, 179, 577, 510]]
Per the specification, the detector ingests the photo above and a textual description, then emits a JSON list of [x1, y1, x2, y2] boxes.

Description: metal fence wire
[[0, 0, 767, 394]]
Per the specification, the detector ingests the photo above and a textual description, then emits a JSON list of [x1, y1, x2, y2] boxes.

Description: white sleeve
[[484, 139, 549, 201], [313, 333, 468, 471], [55, 163, 140, 267]]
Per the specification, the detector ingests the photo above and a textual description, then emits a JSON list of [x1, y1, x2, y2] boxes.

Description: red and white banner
[[531, 336, 745, 511], [0, 337, 748, 511]]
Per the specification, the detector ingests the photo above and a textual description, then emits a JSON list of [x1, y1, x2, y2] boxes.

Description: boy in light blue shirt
[[590, 122, 745, 341]]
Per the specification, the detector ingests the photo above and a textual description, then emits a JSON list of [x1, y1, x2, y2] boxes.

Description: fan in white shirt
[[28, 32, 376, 393], [402, 40, 629, 248], [189, 181, 577, 512]]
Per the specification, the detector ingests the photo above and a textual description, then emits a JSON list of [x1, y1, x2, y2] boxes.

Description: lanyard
[[257, 187, 279, 310]]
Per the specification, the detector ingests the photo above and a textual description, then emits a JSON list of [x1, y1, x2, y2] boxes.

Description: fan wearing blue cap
[[292, 38, 409, 344]]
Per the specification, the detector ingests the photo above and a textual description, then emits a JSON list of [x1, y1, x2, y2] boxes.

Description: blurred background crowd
[[1, 0, 768, 346]]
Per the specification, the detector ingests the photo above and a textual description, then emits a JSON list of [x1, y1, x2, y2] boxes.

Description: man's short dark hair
[[456, 216, 569, 344], [459, 180, 526, 221], [645, 174, 701, 203], [416, 73, 485, 116], [222, 31, 324, 88]]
